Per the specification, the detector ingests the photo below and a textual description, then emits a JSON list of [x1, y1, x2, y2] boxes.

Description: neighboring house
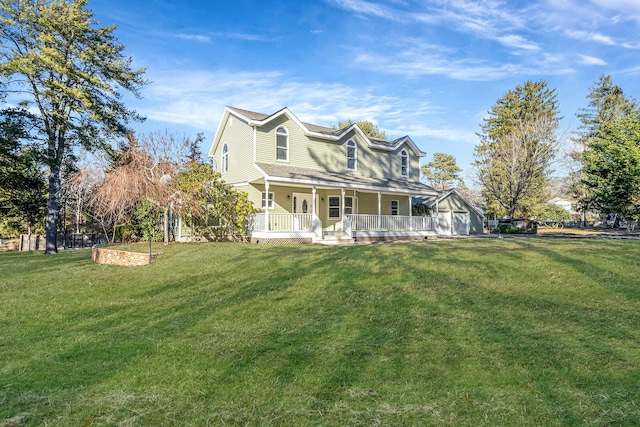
[[418, 189, 485, 235], [548, 197, 578, 217], [208, 106, 460, 244]]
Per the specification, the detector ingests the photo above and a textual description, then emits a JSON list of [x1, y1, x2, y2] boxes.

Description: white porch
[[250, 212, 437, 243]]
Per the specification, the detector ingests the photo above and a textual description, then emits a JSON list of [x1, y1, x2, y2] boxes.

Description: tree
[[421, 152, 464, 190], [574, 75, 640, 220], [174, 162, 253, 241], [474, 80, 560, 218], [580, 113, 640, 219], [0, 0, 147, 253], [337, 120, 386, 139], [89, 133, 180, 243], [0, 108, 47, 235]]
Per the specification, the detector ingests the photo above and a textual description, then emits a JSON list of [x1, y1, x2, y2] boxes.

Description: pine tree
[[474, 80, 560, 218], [0, 0, 147, 253]]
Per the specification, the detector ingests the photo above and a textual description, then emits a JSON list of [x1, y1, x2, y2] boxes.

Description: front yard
[[1, 239, 639, 426]]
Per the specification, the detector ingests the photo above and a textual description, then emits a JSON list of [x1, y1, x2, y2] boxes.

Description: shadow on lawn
[[4, 240, 639, 424]]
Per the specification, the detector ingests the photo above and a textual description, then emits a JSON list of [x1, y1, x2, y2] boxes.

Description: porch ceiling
[[254, 162, 438, 196]]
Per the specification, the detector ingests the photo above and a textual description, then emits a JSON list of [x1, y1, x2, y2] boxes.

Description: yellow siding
[[254, 115, 423, 181], [215, 115, 261, 184]]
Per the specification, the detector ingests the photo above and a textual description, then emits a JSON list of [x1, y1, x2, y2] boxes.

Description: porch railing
[[252, 213, 314, 232], [346, 214, 435, 231]]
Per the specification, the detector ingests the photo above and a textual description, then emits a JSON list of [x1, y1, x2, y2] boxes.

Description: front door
[[292, 193, 315, 231]]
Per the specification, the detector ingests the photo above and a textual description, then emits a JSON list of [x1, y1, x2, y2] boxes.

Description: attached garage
[[421, 189, 484, 235]]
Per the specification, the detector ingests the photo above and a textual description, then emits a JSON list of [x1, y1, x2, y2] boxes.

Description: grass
[[1, 239, 639, 426]]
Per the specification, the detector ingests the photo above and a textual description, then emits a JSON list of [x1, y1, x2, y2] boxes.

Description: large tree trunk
[[45, 165, 61, 254]]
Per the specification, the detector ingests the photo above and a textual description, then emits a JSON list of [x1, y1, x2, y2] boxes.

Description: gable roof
[[420, 189, 485, 218], [210, 106, 425, 157]]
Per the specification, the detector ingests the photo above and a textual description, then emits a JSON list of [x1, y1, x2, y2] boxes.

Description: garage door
[[437, 211, 451, 235], [453, 211, 470, 235]]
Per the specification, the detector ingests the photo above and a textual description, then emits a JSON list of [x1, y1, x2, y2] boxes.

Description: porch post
[[409, 196, 413, 231], [377, 191, 382, 230], [341, 188, 345, 228], [312, 186, 317, 214], [264, 180, 270, 232]]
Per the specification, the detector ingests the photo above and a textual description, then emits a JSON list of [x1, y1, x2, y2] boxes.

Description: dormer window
[[221, 143, 229, 173], [276, 126, 289, 161], [347, 140, 357, 170], [401, 149, 408, 177]]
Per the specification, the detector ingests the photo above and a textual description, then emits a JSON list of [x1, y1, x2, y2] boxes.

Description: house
[[207, 106, 448, 244], [417, 189, 485, 235]]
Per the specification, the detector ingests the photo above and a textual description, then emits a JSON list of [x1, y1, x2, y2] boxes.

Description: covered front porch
[[246, 162, 440, 244], [249, 186, 438, 244]]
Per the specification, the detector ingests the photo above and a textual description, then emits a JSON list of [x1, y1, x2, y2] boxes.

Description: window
[[391, 200, 399, 216], [261, 192, 274, 209], [347, 140, 357, 170], [344, 196, 355, 215], [328, 196, 340, 218], [276, 126, 289, 161], [221, 143, 229, 173], [401, 149, 408, 177]]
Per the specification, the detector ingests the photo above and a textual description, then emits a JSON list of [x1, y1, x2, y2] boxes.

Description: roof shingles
[[255, 162, 436, 195]]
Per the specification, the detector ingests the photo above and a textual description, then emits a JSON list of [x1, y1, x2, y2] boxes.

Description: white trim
[[391, 199, 399, 216], [221, 143, 229, 174], [221, 106, 426, 157], [328, 195, 341, 219], [400, 149, 408, 178], [261, 191, 275, 209], [275, 126, 289, 162], [253, 126, 257, 163], [253, 174, 438, 196], [231, 182, 250, 188], [346, 139, 357, 171]]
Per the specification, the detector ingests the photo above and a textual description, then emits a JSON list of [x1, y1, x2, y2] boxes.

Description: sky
[[84, 0, 640, 180]]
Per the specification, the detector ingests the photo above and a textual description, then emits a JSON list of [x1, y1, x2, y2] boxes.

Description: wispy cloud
[[137, 69, 435, 135], [175, 33, 211, 43], [329, 0, 402, 21], [565, 30, 615, 46], [497, 34, 540, 51], [173, 31, 273, 43], [577, 55, 607, 66]]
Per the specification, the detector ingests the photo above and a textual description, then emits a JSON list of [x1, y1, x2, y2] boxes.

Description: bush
[[492, 222, 537, 234]]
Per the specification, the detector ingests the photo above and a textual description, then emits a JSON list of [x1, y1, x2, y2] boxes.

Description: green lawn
[[1, 239, 639, 426]]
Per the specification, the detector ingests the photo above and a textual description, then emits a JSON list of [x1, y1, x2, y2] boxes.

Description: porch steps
[[313, 231, 354, 246]]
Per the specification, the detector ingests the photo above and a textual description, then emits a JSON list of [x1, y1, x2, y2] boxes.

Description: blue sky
[[87, 0, 640, 179]]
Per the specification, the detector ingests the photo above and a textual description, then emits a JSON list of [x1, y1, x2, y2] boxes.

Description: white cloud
[[135, 68, 435, 136], [175, 33, 211, 43], [496, 34, 541, 51], [565, 30, 615, 45], [576, 55, 607, 66], [328, 0, 402, 21]]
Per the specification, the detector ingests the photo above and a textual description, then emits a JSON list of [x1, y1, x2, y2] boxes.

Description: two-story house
[[208, 106, 476, 244]]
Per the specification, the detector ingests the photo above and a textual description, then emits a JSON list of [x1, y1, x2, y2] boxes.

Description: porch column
[[264, 180, 270, 232], [312, 186, 317, 215], [409, 196, 413, 231], [341, 188, 346, 231], [377, 191, 382, 230]]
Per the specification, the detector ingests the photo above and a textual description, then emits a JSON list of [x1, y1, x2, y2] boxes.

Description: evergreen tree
[[575, 75, 640, 219], [0, 108, 47, 234], [474, 80, 560, 218], [421, 152, 464, 190], [0, 0, 147, 253]]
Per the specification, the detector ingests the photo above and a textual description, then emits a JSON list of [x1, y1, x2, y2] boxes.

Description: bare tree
[[61, 168, 102, 234], [89, 132, 193, 242], [475, 117, 558, 218]]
